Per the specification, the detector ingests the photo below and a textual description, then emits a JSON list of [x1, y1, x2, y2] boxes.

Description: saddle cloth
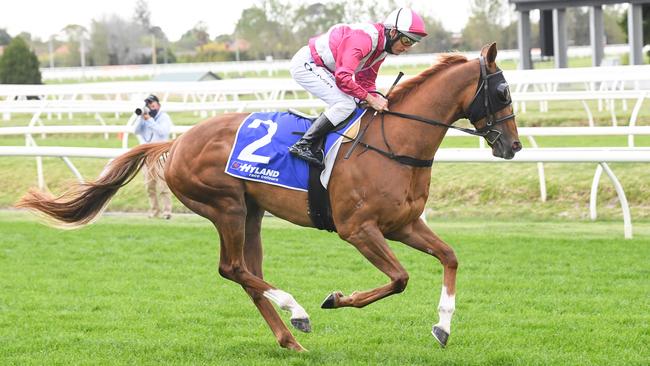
[[225, 108, 366, 191]]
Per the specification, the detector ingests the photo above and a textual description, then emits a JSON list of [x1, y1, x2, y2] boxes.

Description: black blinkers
[[466, 56, 514, 136]]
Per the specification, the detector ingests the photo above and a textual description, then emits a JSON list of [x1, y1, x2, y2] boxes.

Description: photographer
[[134, 94, 173, 219]]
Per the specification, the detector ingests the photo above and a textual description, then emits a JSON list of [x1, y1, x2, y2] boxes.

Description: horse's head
[[462, 43, 521, 159]]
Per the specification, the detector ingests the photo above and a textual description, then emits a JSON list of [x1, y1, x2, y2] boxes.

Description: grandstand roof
[[509, 0, 650, 11]]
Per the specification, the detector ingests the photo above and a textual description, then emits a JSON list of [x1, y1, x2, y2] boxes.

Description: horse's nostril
[[512, 140, 522, 152]]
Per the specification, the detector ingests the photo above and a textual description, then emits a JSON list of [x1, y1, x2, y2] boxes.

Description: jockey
[[288, 8, 428, 167]]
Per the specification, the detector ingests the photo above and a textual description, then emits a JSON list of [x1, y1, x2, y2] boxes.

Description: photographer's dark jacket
[[134, 110, 173, 143]]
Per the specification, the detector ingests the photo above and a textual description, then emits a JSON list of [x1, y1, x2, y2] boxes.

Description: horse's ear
[[480, 42, 498, 64]]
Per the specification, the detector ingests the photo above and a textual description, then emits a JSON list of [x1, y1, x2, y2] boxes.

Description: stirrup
[[289, 148, 324, 168]]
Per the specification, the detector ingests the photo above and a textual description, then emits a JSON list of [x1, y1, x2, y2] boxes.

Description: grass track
[[1, 212, 649, 365]]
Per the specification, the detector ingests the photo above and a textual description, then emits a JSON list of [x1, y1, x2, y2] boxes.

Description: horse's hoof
[[431, 325, 449, 348], [290, 317, 312, 333], [320, 292, 340, 309], [283, 340, 308, 352]]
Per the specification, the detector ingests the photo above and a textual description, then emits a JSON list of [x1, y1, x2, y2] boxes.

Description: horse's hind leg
[[388, 218, 458, 348], [173, 192, 309, 351], [241, 198, 311, 348], [322, 222, 410, 309]]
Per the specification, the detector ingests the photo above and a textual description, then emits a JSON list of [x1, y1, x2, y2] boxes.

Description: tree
[[61, 24, 88, 67], [460, 0, 514, 50], [148, 26, 175, 64], [292, 2, 346, 40], [90, 20, 110, 65], [0, 37, 42, 84], [618, 4, 650, 49], [133, 0, 152, 31], [0, 29, 12, 46], [88, 15, 147, 65], [193, 21, 210, 51], [604, 7, 626, 44], [566, 7, 590, 46], [176, 22, 210, 52], [16, 32, 32, 43], [612, 4, 650, 60], [500, 21, 519, 50], [235, 4, 296, 59], [342, 0, 397, 24]]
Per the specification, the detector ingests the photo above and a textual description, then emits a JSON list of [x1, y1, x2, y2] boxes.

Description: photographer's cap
[[144, 94, 159, 104]]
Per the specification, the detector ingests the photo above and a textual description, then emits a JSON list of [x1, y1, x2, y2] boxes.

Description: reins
[[343, 56, 514, 168], [339, 110, 494, 168]]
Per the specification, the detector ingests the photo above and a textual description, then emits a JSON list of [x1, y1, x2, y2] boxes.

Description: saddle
[[287, 109, 362, 232]]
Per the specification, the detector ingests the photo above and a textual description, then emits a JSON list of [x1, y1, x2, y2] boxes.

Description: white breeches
[[289, 46, 357, 125]]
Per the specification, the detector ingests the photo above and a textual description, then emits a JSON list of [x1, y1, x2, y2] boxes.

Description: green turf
[[0, 212, 648, 365]]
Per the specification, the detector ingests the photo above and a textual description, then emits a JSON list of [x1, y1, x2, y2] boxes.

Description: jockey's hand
[[365, 93, 389, 112]]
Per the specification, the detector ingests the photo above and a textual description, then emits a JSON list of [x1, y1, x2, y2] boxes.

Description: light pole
[[151, 34, 157, 65], [48, 35, 55, 68], [79, 32, 86, 69], [61, 25, 88, 78]]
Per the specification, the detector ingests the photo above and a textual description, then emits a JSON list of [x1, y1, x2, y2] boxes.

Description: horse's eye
[[497, 83, 511, 103]]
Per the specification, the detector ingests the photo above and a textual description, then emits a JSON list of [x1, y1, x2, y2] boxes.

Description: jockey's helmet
[[383, 8, 428, 42]]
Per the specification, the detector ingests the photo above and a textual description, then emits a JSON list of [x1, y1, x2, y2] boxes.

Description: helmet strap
[[385, 28, 398, 55]]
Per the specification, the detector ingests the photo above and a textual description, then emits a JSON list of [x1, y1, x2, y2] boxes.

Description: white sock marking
[[435, 285, 455, 334], [263, 289, 309, 320]]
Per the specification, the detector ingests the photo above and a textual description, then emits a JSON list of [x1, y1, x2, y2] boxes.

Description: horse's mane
[[389, 54, 468, 104]]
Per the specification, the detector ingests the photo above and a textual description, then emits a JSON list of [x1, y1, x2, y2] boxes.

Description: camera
[[134, 106, 150, 116]]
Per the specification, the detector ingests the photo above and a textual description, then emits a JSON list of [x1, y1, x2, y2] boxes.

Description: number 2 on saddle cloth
[[225, 108, 365, 230]]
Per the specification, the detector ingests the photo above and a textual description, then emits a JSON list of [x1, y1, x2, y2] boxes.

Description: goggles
[[398, 33, 416, 47]]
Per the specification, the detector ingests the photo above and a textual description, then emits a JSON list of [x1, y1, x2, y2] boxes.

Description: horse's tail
[[15, 141, 173, 229]]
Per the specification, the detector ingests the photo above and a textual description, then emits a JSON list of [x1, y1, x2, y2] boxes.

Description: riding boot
[[289, 113, 335, 167]]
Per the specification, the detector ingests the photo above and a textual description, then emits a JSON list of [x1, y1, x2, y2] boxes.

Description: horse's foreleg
[[388, 219, 458, 348], [324, 222, 409, 309]]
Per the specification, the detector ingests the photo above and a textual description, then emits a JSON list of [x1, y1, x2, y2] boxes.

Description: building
[[509, 0, 649, 68]]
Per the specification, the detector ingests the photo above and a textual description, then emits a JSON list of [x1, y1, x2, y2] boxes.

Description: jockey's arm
[[333, 34, 373, 100], [359, 61, 388, 111], [356, 61, 382, 94]]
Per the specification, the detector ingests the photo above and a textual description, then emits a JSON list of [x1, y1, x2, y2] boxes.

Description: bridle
[[464, 55, 515, 144], [343, 56, 516, 167]]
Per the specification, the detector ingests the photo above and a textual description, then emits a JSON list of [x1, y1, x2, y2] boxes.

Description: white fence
[[7, 65, 650, 104], [2, 65, 649, 127], [1, 88, 648, 214], [1, 88, 648, 138], [38, 44, 632, 81], [1, 144, 646, 239]]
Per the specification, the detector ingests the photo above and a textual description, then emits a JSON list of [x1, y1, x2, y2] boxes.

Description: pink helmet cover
[[383, 8, 428, 41]]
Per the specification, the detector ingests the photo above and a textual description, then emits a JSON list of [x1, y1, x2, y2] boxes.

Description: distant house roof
[[153, 71, 221, 82]]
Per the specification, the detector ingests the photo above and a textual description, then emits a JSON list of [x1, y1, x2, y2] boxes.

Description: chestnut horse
[[18, 43, 520, 351]]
